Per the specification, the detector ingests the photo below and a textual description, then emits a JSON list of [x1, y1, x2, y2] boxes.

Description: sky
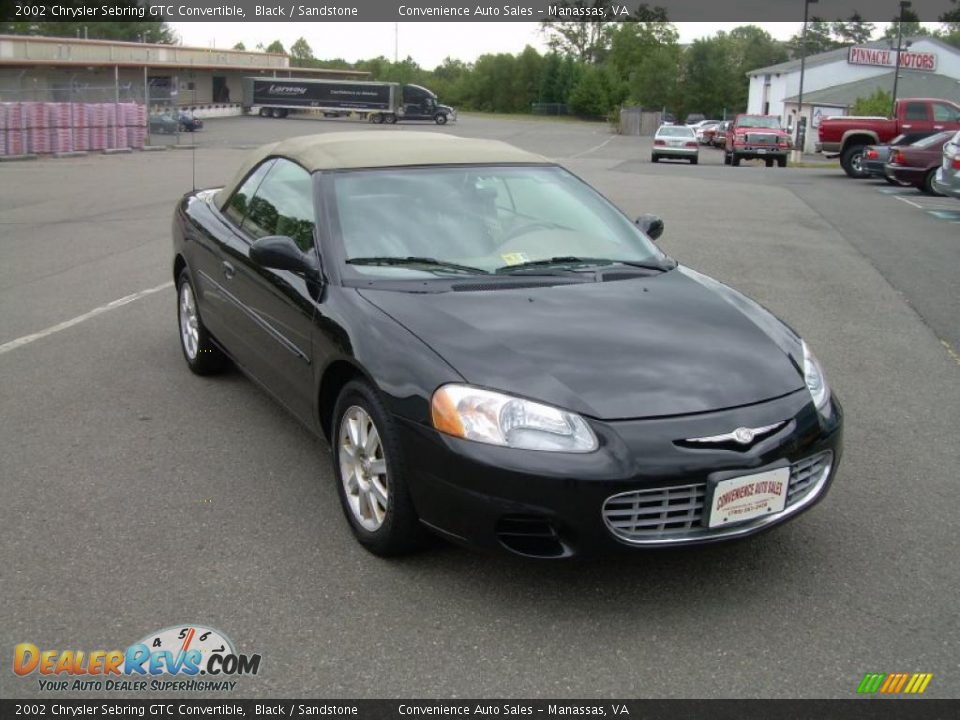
[[170, 22, 808, 68]]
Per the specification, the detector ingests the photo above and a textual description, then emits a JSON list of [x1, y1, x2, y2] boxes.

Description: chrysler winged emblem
[[686, 421, 786, 446]]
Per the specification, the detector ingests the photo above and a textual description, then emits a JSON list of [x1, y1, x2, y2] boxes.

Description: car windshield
[[332, 165, 665, 278], [738, 116, 781, 129], [657, 126, 695, 138]]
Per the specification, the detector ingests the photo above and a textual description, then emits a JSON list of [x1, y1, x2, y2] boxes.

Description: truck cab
[[402, 85, 455, 125]]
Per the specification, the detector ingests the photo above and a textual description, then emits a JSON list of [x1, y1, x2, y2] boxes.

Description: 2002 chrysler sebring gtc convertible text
[[172, 131, 843, 558]]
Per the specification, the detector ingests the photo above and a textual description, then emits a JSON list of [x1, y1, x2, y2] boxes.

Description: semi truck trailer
[[241, 77, 456, 125]]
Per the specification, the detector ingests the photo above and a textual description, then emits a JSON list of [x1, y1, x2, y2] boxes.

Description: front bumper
[[399, 390, 843, 558], [732, 146, 788, 161]]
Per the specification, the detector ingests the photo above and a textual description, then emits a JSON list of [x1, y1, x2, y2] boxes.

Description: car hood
[[357, 267, 805, 421]]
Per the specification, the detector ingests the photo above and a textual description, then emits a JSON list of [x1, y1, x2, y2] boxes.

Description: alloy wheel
[[179, 282, 199, 361], [339, 406, 389, 531]]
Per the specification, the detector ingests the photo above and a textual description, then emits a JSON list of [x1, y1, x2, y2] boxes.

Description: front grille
[[602, 451, 833, 544], [746, 133, 778, 145]]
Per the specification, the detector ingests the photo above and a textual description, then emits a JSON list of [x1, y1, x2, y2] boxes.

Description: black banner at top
[[0, 0, 958, 23]]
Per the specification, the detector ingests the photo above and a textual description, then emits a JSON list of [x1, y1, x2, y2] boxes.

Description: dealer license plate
[[708, 467, 790, 528], [669, 141, 684, 147], [756, 148, 767, 154]]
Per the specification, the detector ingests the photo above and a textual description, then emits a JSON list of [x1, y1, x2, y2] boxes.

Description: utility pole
[[794, 0, 818, 162], [891, 1, 911, 116]]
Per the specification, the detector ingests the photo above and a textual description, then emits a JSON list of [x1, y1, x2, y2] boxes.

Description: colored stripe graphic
[[858, 672, 932, 694]]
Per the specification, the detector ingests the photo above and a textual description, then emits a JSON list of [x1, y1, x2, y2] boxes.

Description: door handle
[[933, 125, 944, 130], [902, 124, 912, 129], [222, 261, 236, 280]]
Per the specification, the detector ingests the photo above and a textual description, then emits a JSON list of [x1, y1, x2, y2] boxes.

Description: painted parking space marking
[[0, 281, 174, 356], [877, 186, 960, 223]]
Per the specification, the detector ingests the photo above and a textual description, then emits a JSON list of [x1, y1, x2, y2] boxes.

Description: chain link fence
[[0, 69, 192, 156]]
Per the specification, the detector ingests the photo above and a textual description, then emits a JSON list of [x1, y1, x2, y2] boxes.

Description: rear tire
[[723, 152, 731, 165], [372, 113, 384, 124], [765, 158, 773, 168], [778, 156, 787, 168], [332, 380, 429, 556], [690, 157, 698, 165], [651, 154, 658, 162], [258, 107, 269, 117], [923, 169, 943, 196], [176, 269, 228, 376], [841, 144, 868, 178]]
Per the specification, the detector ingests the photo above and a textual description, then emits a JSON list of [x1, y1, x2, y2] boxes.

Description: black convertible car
[[172, 131, 843, 558]]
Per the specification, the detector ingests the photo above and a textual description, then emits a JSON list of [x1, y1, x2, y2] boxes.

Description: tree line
[[3, 1, 960, 120]]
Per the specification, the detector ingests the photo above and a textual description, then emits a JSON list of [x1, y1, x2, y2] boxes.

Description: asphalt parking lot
[[2, 114, 959, 699]]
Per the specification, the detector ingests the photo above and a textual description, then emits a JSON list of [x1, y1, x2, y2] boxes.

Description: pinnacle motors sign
[[848, 46, 938, 71]]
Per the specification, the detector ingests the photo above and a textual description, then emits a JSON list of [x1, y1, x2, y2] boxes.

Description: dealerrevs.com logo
[[13, 625, 261, 692]]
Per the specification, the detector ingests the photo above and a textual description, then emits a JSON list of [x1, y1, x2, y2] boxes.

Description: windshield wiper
[[346, 256, 488, 275], [495, 256, 675, 274]]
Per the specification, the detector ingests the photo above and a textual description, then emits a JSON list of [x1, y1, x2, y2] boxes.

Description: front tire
[[332, 380, 428, 556], [177, 269, 228, 375], [434, 113, 447, 125], [731, 154, 741, 167], [777, 156, 787, 168], [690, 157, 698, 164]]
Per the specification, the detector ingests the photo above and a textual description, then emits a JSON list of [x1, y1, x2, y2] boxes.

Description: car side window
[[933, 103, 958, 123], [223, 159, 275, 228], [904, 102, 929, 121], [241, 158, 316, 253]]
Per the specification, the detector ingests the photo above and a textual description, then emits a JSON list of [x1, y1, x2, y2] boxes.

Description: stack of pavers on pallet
[[0, 102, 147, 156]]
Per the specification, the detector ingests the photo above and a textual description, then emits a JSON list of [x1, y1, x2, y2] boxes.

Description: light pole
[[891, 1, 912, 116], [794, 0, 818, 161]]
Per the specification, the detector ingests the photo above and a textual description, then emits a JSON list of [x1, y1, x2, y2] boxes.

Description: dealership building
[[0, 34, 369, 111], [747, 37, 960, 153]]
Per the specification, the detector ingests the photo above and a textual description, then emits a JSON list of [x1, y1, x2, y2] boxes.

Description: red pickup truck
[[724, 114, 792, 167], [817, 97, 960, 178]]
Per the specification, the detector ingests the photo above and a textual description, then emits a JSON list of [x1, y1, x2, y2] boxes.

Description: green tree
[[540, 2, 668, 64], [787, 18, 841, 56], [832, 12, 875, 44], [0, 20, 176, 43], [232, 42, 246, 51], [265, 40, 286, 54], [680, 35, 741, 119], [627, 44, 681, 111], [567, 64, 616, 117], [882, 10, 931, 39], [852, 88, 893, 116], [290, 37, 313, 62]]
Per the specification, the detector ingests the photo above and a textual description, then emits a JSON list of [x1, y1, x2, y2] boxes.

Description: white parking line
[[0, 281, 174, 356], [564, 136, 616, 159], [895, 195, 923, 208]]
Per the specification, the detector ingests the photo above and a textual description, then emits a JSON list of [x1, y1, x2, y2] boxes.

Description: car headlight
[[431, 384, 598, 453], [801, 340, 830, 411]]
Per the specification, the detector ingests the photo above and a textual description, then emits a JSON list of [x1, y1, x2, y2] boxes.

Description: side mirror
[[635, 214, 664, 241], [250, 235, 317, 276]]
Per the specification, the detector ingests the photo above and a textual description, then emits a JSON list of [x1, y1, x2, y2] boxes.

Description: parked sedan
[[885, 131, 955, 194], [711, 121, 732, 148], [696, 121, 721, 145], [862, 132, 936, 183], [172, 131, 842, 558], [652, 124, 699, 163], [148, 112, 179, 135], [932, 130, 960, 199]]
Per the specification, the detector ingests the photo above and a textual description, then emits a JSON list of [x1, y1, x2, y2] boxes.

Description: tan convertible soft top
[[215, 131, 550, 207]]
